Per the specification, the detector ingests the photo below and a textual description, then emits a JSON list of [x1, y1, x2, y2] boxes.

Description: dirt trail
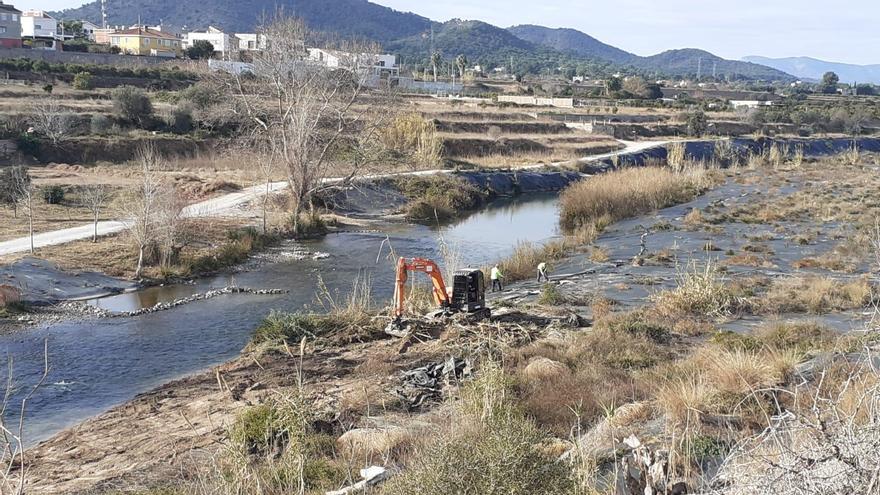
[[0, 140, 668, 257]]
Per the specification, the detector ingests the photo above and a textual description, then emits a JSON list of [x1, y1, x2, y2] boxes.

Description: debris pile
[[394, 357, 471, 410]]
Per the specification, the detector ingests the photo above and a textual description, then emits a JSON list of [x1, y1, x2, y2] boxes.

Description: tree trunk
[[433, 65, 437, 83], [135, 244, 145, 279], [93, 211, 99, 242], [263, 179, 270, 234], [28, 210, 34, 254]]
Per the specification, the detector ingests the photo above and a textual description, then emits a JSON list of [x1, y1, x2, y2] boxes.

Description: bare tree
[[10, 167, 36, 254], [154, 185, 188, 269], [0, 167, 29, 219], [123, 146, 164, 279], [78, 184, 111, 243], [0, 339, 49, 495], [29, 99, 75, 146], [223, 15, 384, 234]]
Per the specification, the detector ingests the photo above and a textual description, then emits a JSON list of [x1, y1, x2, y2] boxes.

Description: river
[[2, 194, 560, 447]]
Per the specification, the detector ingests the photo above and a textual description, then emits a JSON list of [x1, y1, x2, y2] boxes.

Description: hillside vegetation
[[56, 0, 793, 80]]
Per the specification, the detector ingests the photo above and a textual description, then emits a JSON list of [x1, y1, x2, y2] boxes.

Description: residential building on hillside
[[93, 27, 114, 44], [20, 9, 55, 38], [20, 10, 59, 50], [110, 26, 181, 57], [234, 33, 265, 51], [184, 26, 238, 56], [307, 48, 399, 78], [79, 19, 101, 41], [0, 2, 22, 48]]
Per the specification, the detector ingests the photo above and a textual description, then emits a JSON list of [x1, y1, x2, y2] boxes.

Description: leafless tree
[[77, 184, 112, 243], [10, 167, 36, 254], [0, 339, 49, 495], [221, 15, 384, 234], [123, 146, 164, 279], [29, 99, 75, 146], [154, 185, 188, 269]]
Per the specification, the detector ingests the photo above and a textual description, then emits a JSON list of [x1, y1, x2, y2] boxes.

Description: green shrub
[[538, 283, 564, 305], [42, 185, 65, 204], [41, 83, 53, 94], [168, 105, 194, 134], [179, 83, 220, 110], [15, 133, 40, 156], [111, 86, 153, 125], [72, 71, 93, 90]]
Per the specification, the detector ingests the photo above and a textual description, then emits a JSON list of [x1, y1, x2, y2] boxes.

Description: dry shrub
[[380, 113, 443, 168], [520, 367, 645, 437], [653, 262, 735, 320], [667, 141, 688, 171], [712, 360, 880, 495], [683, 208, 705, 226], [761, 276, 874, 314], [752, 321, 838, 352], [559, 166, 712, 233], [498, 239, 568, 282], [383, 361, 575, 495]]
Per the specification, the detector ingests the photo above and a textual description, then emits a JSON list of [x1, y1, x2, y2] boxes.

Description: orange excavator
[[387, 257, 489, 335]]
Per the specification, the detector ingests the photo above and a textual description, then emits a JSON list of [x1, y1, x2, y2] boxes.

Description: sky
[[26, 0, 880, 65]]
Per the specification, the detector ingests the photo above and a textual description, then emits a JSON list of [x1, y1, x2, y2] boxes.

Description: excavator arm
[[392, 257, 451, 319]]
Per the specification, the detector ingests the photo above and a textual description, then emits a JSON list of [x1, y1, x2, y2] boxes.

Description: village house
[[0, 1, 21, 48], [307, 48, 399, 78], [184, 26, 238, 56], [20, 10, 59, 50], [110, 26, 181, 57]]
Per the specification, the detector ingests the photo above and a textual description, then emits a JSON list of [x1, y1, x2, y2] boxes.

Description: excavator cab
[[451, 269, 487, 314]]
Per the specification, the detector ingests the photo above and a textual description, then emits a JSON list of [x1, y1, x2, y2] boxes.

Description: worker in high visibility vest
[[490, 264, 504, 292]]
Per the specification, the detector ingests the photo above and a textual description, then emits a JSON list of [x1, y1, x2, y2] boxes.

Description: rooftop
[[0, 2, 21, 14], [113, 27, 179, 40]]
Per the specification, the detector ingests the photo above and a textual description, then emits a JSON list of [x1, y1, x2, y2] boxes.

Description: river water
[[3, 194, 560, 446]]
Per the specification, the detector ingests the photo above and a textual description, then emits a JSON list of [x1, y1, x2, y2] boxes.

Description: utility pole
[[713, 61, 717, 79], [697, 58, 702, 80], [101, 0, 108, 29]]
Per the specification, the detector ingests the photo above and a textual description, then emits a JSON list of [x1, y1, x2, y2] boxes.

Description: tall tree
[[221, 15, 387, 234], [455, 54, 468, 80], [78, 184, 111, 243], [431, 52, 442, 83]]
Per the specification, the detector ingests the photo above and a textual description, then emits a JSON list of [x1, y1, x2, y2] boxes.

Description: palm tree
[[456, 54, 468, 80], [431, 52, 441, 82]]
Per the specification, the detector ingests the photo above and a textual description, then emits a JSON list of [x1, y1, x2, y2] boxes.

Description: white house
[[234, 33, 265, 51], [79, 19, 101, 41], [307, 48, 399, 77], [20, 9, 56, 38], [184, 26, 239, 56]]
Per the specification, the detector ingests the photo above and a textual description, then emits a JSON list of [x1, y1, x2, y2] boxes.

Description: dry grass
[[497, 239, 569, 282], [559, 166, 715, 233], [652, 262, 736, 320], [761, 276, 874, 314]]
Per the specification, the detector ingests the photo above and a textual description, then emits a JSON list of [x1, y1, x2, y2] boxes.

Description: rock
[[523, 357, 569, 381], [336, 427, 411, 460]]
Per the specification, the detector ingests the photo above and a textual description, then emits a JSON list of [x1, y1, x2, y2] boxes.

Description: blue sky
[[30, 0, 880, 65]]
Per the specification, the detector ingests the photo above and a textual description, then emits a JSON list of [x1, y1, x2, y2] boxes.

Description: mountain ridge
[[743, 56, 880, 84], [53, 0, 794, 80]]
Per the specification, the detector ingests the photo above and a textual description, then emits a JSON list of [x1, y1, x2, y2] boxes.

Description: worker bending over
[[537, 261, 549, 282], [490, 264, 504, 292]]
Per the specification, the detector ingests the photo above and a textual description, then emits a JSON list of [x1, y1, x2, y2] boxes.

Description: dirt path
[[0, 140, 670, 257]]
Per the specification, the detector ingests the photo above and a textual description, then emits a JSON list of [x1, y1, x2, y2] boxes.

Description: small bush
[[15, 133, 40, 156], [111, 85, 153, 125], [396, 175, 486, 224], [90, 114, 112, 134], [538, 283, 564, 305], [168, 105, 194, 134], [72, 71, 93, 90], [179, 83, 220, 110], [42, 185, 65, 204]]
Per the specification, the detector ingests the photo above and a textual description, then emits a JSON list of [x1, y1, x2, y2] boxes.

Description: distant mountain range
[[743, 56, 880, 85], [54, 0, 795, 81], [511, 25, 791, 81]]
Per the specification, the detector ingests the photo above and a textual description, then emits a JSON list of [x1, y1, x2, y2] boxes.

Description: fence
[[497, 96, 574, 108]]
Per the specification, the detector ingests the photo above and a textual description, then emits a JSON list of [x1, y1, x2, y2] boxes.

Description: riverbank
[[17, 151, 880, 494]]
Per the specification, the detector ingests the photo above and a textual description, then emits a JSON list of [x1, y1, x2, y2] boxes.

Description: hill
[[52, 0, 434, 43], [509, 25, 792, 81], [743, 56, 880, 84], [53, 0, 793, 80], [508, 25, 636, 65]]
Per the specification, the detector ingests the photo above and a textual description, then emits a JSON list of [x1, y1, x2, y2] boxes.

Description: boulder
[[523, 357, 569, 381], [336, 427, 411, 460]]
